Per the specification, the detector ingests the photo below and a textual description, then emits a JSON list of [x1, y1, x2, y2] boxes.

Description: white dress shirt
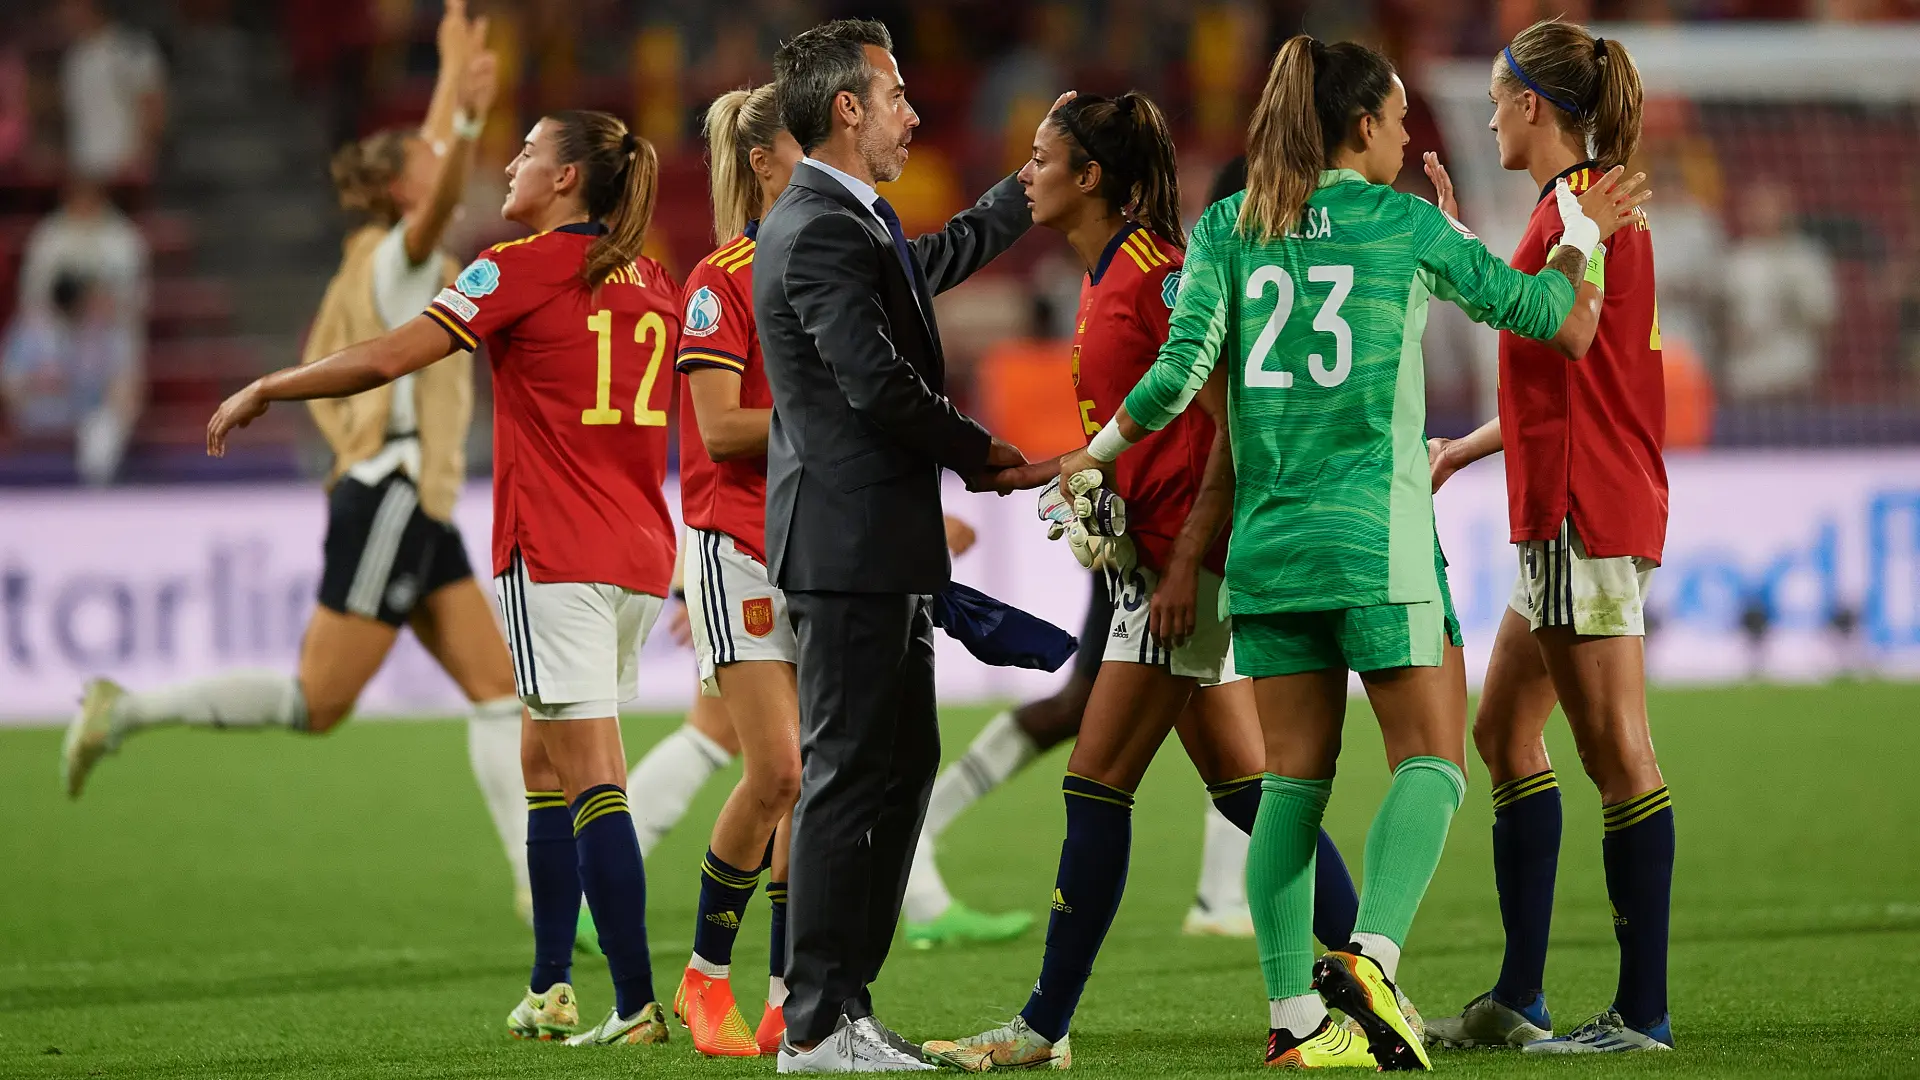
[[799, 156, 888, 232]]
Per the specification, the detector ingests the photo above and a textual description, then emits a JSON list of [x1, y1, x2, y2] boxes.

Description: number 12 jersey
[[427, 223, 682, 597]]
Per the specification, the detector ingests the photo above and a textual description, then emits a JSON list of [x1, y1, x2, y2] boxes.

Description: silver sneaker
[[1522, 1009, 1671, 1054], [1426, 991, 1550, 1049], [856, 1016, 926, 1063], [781, 1016, 934, 1072]]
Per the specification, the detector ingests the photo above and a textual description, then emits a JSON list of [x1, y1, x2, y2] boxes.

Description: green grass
[[5, 685, 1920, 1077]]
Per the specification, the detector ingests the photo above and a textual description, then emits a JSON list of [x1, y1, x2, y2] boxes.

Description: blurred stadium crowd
[[1, 0, 1917, 486]]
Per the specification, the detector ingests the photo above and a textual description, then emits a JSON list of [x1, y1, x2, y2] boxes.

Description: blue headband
[[1503, 45, 1585, 117]]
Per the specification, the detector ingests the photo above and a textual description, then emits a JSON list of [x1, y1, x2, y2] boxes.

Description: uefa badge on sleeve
[[456, 258, 501, 298], [684, 286, 723, 337]]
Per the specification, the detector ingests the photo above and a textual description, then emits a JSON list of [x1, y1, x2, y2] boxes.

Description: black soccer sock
[[767, 880, 789, 981], [1207, 774, 1262, 833], [1313, 828, 1360, 950], [572, 784, 655, 1018], [692, 849, 761, 969], [525, 790, 578, 994], [1603, 786, 1674, 1031], [1491, 770, 1562, 1009], [1021, 773, 1134, 1044]]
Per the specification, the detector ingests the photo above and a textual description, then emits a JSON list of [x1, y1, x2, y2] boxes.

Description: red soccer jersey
[[675, 230, 771, 564], [1498, 164, 1669, 561], [1072, 225, 1228, 576], [425, 224, 681, 595]]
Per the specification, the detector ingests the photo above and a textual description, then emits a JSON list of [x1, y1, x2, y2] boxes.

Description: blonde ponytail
[[1499, 19, 1645, 172], [1239, 36, 1396, 241], [703, 84, 784, 244]]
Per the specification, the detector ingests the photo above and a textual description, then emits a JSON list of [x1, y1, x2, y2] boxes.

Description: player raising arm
[[209, 110, 683, 1049], [1422, 20, 1675, 1056], [923, 92, 1372, 1073], [1057, 37, 1646, 1070]]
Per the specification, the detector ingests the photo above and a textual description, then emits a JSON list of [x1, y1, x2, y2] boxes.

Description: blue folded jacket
[[931, 581, 1077, 672]]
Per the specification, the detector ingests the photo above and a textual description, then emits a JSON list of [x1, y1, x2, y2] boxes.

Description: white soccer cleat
[[563, 1001, 670, 1046], [1425, 990, 1548, 1049], [922, 1014, 1071, 1072], [1181, 899, 1254, 937], [62, 678, 124, 799], [506, 982, 580, 1041], [781, 1016, 934, 1072]]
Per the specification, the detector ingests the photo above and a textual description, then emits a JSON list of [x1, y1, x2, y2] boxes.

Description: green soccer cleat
[[923, 1014, 1070, 1072], [1424, 991, 1549, 1049], [506, 982, 579, 1040], [62, 678, 124, 799], [904, 901, 1033, 950], [564, 1001, 670, 1046]]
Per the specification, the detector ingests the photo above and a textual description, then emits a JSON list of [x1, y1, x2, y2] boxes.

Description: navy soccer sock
[[1313, 828, 1360, 950], [1603, 786, 1674, 1031], [526, 790, 579, 994], [572, 784, 655, 1018], [1206, 774, 1262, 833], [1021, 773, 1134, 1043], [767, 880, 789, 982], [692, 849, 761, 970], [1490, 770, 1562, 1010]]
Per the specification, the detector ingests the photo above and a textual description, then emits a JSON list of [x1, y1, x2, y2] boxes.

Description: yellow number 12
[[581, 309, 670, 427]]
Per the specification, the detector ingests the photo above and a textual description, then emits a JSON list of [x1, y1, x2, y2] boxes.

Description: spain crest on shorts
[[742, 597, 776, 638]]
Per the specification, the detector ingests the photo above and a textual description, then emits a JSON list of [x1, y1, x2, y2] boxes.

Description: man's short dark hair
[[773, 19, 894, 155]]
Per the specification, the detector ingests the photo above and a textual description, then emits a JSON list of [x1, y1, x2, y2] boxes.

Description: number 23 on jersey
[[581, 309, 670, 426], [1243, 263, 1354, 390]]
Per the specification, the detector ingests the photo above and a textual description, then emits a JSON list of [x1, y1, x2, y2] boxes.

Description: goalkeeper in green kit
[[1056, 36, 1648, 1071]]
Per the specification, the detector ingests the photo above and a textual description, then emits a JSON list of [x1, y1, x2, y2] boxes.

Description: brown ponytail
[[703, 84, 784, 244], [1497, 19, 1645, 172], [329, 129, 412, 227], [1049, 91, 1184, 246], [544, 109, 660, 287], [1239, 35, 1396, 241]]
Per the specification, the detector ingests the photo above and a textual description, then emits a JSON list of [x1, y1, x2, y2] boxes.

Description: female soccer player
[[667, 83, 804, 1058], [1057, 37, 1646, 1069], [58, 0, 544, 929], [1422, 20, 1673, 1055], [924, 92, 1367, 1073], [206, 109, 682, 1049]]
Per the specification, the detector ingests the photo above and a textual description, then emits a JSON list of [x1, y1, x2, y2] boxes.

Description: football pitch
[[5, 684, 1919, 1078]]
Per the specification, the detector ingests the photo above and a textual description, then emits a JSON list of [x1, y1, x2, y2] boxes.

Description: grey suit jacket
[[753, 167, 1031, 594]]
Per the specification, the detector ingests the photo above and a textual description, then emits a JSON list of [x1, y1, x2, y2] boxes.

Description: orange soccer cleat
[[756, 1001, 786, 1055], [673, 966, 762, 1057]]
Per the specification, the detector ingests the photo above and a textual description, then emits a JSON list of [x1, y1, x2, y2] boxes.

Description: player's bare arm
[[206, 316, 453, 456], [1540, 166, 1648, 351], [1149, 367, 1233, 648], [686, 367, 772, 462], [1057, 405, 1149, 494], [1429, 417, 1503, 493]]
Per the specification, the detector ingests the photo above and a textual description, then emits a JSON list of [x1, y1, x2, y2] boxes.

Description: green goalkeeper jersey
[[1122, 169, 1576, 613]]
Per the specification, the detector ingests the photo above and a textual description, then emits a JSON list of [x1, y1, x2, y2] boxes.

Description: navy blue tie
[[872, 196, 919, 285]]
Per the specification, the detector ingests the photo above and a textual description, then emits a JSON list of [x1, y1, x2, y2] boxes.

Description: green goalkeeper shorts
[[1232, 541, 1464, 677]]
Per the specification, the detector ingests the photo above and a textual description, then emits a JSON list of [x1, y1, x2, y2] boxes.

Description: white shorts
[[1510, 517, 1658, 637], [685, 528, 796, 696], [494, 549, 664, 719], [1102, 564, 1242, 685]]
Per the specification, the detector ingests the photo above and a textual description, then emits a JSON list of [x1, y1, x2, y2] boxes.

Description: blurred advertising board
[[1, 452, 1916, 723]]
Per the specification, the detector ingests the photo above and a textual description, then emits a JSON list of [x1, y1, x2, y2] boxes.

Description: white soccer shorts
[[1509, 517, 1658, 637], [1102, 564, 1243, 685], [684, 527, 797, 695], [494, 549, 664, 719]]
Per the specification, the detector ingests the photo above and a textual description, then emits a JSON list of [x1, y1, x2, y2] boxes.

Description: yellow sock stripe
[[1491, 770, 1559, 810], [526, 798, 569, 811], [702, 857, 763, 890], [766, 888, 788, 903], [1206, 773, 1264, 799], [1604, 787, 1671, 832], [571, 790, 628, 834], [1602, 786, 1669, 823], [1064, 771, 1135, 808]]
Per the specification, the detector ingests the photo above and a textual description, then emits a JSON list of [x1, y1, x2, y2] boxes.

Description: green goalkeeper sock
[[1249, 773, 1332, 1001], [1352, 756, 1466, 960]]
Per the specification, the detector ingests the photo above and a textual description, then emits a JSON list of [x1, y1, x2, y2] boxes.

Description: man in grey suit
[[753, 18, 1043, 1074]]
